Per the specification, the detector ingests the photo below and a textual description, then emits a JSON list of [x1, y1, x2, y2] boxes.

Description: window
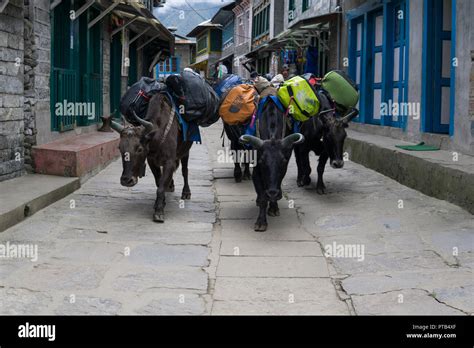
[[222, 19, 234, 47], [197, 34, 208, 54], [303, 0, 311, 12], [289, 0, 296, 21], [252, 4, 270, 39], [157, 57, 180, 76]]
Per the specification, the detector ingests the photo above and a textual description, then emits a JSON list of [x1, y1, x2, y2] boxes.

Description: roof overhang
[[187, 20, 222, 37], [51, 0, 175, 56]]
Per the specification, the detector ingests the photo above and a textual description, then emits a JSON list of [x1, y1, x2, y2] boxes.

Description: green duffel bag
[[321, 70, 359, 110], [277, 76, 320, 122]]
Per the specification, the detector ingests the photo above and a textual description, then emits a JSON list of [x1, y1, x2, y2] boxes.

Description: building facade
[[0, 0, 174, 182], [341, 0, 474, 155]]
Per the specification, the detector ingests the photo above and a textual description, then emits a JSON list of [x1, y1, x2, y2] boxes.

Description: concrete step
[[32, 132, 120, 178], [345, 130, 474, 214], [0, 174, 80, 232]]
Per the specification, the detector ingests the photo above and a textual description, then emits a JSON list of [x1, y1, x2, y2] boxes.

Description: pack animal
[[294, 106, 359, 193], [111, 93, 193, 222], [240, 98, 304, 231]]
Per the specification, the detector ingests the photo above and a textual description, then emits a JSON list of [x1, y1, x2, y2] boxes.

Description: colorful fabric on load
[[162, 91, 202, 144], [277, 76, 320, 122], [219, 84, 259, 125], [214, 74, 243, 97], [321, 70, 359, 111]]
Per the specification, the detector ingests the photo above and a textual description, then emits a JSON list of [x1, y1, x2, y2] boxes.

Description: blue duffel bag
[[214, 74, 243, 97]]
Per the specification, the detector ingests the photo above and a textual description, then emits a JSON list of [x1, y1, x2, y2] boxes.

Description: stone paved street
[[0, 123, 473, 315]]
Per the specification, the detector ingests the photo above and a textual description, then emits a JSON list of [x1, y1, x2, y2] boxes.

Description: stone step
[[32, 132, 120, 178]]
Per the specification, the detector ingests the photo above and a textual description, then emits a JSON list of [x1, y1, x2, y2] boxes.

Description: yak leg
[[231, 140, 243, 182], [242, 162, 251, 180], [267, 201, 280, 217], [153, 160, 175, 223], [181, 154, 191, 200], [149, 163, 162, 188], [295, 146, 311, 187], [252, 168, 268, 231], [316, 152, 329, 194]]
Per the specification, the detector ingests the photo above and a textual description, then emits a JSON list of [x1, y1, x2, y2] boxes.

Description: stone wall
[[0, 0, 25, 181]]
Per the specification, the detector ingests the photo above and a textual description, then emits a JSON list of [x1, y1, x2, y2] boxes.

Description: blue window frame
[[156, 57, 180, 78]]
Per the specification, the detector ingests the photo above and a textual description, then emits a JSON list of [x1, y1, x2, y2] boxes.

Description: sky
[[154, 0, 235, 37]]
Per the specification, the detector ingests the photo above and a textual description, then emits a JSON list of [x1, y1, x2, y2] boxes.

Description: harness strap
[[159, 107, 175, 146]]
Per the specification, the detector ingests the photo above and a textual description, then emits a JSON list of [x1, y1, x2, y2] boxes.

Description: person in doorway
[[217, 62, 228, 79]]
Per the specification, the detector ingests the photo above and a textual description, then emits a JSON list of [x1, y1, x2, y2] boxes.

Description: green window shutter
[[51, 0, 77, 131], [128, 41, 138, 86], [110, 35, 123, 119]]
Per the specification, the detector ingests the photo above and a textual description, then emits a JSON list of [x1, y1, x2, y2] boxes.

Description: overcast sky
[[157, 0, 234, 14]]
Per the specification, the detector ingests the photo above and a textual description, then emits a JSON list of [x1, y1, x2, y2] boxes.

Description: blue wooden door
[[422, 0, 452, 134], [366, 9, 384, 125]]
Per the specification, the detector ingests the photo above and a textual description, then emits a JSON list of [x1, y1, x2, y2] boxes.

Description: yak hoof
[[316, 185, 326, 195], [181, 192, 191, 200], [243, 171, 251, 180], [267, 207, 280, 217], [153, 213, 165, 223], [254, 223, 267, 232]]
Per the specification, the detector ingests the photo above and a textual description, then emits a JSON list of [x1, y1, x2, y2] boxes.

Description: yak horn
[[282, 133, 305, 148], [342, 108, 359, 123], [110, 119, 124, 133], [132, 110, 154, 132], [239, 135, 264, 149]]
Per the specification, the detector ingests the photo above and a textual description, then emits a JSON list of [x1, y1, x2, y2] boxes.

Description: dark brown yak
[[110, 93, 193, 222]]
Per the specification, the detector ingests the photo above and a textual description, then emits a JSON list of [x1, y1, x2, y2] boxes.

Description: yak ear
[[239, 135, 264, 149]]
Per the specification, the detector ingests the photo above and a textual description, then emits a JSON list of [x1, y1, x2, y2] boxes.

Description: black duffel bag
[[165, 70, 220, 127], [120, 77, 164, 125]]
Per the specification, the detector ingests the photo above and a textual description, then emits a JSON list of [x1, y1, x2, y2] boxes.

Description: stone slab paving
[[202, 123, 473, 315], [0, 122, 472, 315], [0, 141, 215, 315]]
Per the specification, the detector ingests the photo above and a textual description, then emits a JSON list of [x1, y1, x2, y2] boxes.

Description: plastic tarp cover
[[166, 70, 220, 127], [120, 77, 164, 125]]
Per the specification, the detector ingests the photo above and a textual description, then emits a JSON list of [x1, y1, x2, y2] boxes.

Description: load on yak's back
[[277, 70, 360, 121], [120, 70, 220, 129]]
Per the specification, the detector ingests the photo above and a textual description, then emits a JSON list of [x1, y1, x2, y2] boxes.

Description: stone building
[[0, 0, 174, 182]]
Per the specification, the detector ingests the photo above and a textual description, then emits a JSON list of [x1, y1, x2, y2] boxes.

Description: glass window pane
[[373, 89, 382, 119], [374, 52, 382, 83], [393, 46, 400, 82], [442, 40, 451, 78], [375, 15, 383, 46], [356, 23, 362, 51]]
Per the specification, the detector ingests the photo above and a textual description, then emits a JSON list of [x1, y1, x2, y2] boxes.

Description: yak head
[[319, 108, 359, 169], [110, 113, 154, 187], [240, 133, 304, 202]]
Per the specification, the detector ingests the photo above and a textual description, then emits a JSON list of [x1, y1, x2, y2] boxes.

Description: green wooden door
[[110, 35, 123, 119], [78, 6, 103, 126], [51, 0, 77, 131]]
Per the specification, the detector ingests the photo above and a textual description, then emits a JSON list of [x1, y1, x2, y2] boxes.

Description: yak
[[239, 97, 304, 232], [294, 103, 359, 194], [110, 93, 193, 222]]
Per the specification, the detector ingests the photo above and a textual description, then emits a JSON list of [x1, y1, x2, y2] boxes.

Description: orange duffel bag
[[219, 84, 259, 125]]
